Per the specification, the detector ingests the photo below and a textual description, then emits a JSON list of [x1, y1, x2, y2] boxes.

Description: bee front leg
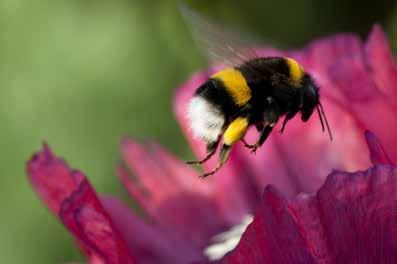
[[246, 99, 280, 153], [279, 111, 298, 134], [248, 125, 274, 154]]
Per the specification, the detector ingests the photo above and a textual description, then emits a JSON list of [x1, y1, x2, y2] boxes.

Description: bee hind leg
[[199, 116, 248, 177], [186, 139, 219, 165], [199, 144, 231, 178]]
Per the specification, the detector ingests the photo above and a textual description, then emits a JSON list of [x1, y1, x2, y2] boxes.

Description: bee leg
[[242, 138, 255, 149], [186, 139, 220, 165], [279, 111, 298, 134], [256, 123, 264, 132], [241, 123, 264, 149], [279, 116, 289, 134], [199, 116, 248, 178], [248, 103, 280, 153], [199, 144, 231, 178], [249, 125, 274, 154]]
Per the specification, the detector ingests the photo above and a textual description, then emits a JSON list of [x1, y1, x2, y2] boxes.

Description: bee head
[[299, 75, 333, 140], [300, 75, 319, 122]]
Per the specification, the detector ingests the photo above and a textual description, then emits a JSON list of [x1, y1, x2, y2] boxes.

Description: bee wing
[[180, 4, 259, 67]]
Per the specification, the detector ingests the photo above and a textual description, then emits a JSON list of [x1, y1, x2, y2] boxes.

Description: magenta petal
[[101, 197, 203, 264], [220, 164, 397, 263], [365, 24, 397, 103], [27, 145, 134, 264], [300, 26, 397, 163], [119, 139, 227, 247], [315, 166, 397, 262], [27, 144, 85, 214], [324, 42, 397, 163], [291, 33, 364, 102], [221, 186, 317, 263]]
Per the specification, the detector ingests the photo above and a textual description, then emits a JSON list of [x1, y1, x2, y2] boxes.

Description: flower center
[[204, 215, 253, 260]]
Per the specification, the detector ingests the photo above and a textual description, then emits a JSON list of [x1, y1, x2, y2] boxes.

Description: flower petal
[[101, 197, 203, 264], [27, 144, 85, 214], [119, 139, 228, 247], [296, 25, 397, 163], [363, 25, 397, 161], [220, 186, 318, 263], [27, 145, 134, 264], [278, 26, 397, 191], [220, 139, 397, 263], [289, 32, 364, 101], [365, 24, 397, 103]]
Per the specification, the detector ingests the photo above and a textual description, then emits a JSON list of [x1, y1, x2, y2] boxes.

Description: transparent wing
[[180, 4, 259, 67]]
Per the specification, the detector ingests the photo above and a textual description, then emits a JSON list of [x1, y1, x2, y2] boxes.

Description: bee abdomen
[[211, 68, 251, 106], [195, 79, 240, 118]]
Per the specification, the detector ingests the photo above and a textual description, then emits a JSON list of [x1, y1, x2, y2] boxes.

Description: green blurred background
[[1, 0, 396, 262]]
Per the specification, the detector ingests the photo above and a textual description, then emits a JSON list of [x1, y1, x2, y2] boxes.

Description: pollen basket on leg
[[223, 117, 249, 145], [187, 96, 225, 143]]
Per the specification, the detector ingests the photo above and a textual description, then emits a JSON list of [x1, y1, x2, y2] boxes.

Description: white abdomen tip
[[187, 96, 225, 143]]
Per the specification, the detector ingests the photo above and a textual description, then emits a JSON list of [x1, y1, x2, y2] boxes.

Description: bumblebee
[[182, 6, 332, 178]]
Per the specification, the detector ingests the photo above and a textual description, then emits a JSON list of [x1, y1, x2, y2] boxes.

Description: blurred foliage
[[0, 0, 395, 263]]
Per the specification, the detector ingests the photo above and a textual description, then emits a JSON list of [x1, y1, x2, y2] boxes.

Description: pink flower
[[27, 25, 397, 264]]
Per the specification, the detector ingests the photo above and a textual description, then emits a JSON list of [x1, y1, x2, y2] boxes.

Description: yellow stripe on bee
[[212, 68, 251, 106], [223, 117, 249, 145], [285, 57, 304, 86]]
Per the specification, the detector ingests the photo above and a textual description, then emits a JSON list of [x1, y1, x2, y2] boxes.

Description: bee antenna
[[316, 105, 325, 132], [319, 102, 333, 141]]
